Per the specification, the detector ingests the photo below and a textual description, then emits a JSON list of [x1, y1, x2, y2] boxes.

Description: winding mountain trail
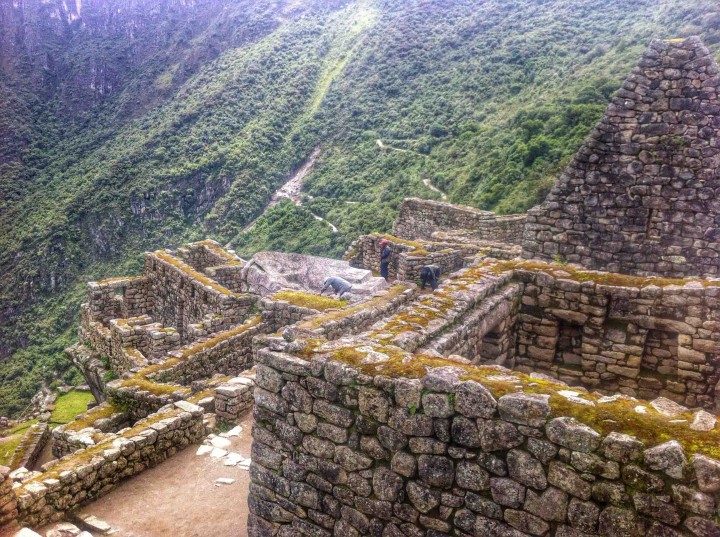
[[375, 139, 448, 200], [423, 178, 448, 200]]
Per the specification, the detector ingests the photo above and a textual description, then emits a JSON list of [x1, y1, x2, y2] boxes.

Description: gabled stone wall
[[523, 37, 720, 278]]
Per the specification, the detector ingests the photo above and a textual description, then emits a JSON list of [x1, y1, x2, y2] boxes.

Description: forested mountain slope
[[0, 0, 718, 415]]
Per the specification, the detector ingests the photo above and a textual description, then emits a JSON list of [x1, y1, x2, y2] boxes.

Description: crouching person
[[320, 276, 352, 299], [420, 265, 441, 290]]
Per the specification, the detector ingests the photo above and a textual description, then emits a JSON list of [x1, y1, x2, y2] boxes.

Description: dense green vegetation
[[0, 0, 718, 416]]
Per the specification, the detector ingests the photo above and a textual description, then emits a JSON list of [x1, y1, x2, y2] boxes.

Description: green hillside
[[0, 0, 718, 416]]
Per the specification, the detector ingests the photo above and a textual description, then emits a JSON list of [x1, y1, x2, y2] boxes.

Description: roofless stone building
[[2, 37, 720, 537], [524, 37, 720, 278]]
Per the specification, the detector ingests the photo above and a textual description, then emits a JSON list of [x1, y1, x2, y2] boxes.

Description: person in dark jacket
[[420, 264, 441, 290], [320, 276, 352, 299], [379, 239, 392, 281]]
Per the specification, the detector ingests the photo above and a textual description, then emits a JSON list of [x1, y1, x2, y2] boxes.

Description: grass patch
[[63, 401, 124, 432], [50, 391, 95, 425], [297, 284, 411, 330], [273, 291, 347, 311], [0, 419, 39, 467]]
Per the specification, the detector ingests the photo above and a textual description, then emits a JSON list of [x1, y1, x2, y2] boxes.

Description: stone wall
[[143, 250, 255, 339], [522, 37, 720, 278], [420, 283, 522, 367], [261, 298, 323, 333], [15, 402, 204, 528], [510, 263, 720, 410], [0, 467, 17, 528], [215, 377, 256, 424], [176, 240, 245, 293], [249, 349, 720, 537], [10, 423, 50, 471], [346, 235, 466, 283], [392, 198, 526, 245]]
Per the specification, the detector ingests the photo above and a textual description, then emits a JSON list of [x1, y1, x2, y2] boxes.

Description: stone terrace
[[3, 36, 720, 537]]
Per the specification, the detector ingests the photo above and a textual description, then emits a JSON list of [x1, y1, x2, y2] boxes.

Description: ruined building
[[1, 36, 720, 537]]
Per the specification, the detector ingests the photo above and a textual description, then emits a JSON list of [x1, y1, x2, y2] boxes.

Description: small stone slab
[[215, 477, 235, 485], [196, 445, 213, 456], [45, 522, 82, 537], [211, 436, 232, 449], [557, 390, 594, 406], [225, 426, 243, 437], [76, 514, 112, 534], [650, 397, 688, 417], [224, 453, 244, 466], [690, 410, 717, 432], [13, 529, 42, 537], [210, 448, 228, 459]]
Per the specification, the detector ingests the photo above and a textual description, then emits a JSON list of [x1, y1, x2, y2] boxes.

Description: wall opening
[[641, 329, 679, 378], [554, 321, 583, 367]]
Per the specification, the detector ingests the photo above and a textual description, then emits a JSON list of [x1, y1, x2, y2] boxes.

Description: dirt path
[[422, 178, 448, 200], [68, 412, 254, 537]]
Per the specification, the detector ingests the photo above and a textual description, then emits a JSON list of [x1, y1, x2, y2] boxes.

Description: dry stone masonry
[[5, 36, 720, 537], [524, 37, 720, 278]]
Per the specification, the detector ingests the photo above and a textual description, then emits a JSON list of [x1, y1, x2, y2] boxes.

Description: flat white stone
[[215, 477, 235, 485], [691, 410, 718, 432], [210, 448, 228, 459], [196, 445, 213, 456], [487, 375, 518, 382], [77, 514, 112, 533], [224, 453, 244, 466], [634, 405, 648, 414], [225, 426, 243, 437], [650, 397, 688, 417], [565, 396, 595, 407], [211, 436, 232, 449], [13, 528, 42, 537]]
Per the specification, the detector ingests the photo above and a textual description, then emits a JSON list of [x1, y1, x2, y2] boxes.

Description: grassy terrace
[[0, 420, 38, 467], [111, 316, 262, 397], [24, 407, 189, 483], [298, 338, 720, 460], [192, 240, 243, 266], [50, 391, 96, 426], [154, 250, 241, 297], [273, 291, 348, 312], [297, 284, 412, 330], [62, 401, 125, 433]]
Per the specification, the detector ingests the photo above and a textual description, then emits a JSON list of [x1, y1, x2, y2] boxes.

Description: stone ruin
[[1, 36, 720, 537]]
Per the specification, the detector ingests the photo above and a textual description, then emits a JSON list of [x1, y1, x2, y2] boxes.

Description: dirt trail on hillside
[[67, 412, 254, 537], [238, 146, 339, 235]]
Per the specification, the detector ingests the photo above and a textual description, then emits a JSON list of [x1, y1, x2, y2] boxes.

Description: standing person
[[379, 239, 392, 281], [420, 264, 441, 290]]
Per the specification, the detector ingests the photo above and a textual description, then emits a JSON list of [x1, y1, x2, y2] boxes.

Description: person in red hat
[[379, 239, 392, 281]]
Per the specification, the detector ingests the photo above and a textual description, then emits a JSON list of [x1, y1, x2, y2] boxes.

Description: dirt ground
[[47, 412, 254, 537]]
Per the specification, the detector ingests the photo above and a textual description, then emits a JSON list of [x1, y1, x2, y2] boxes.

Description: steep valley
[[0, 0, 718, 416]]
